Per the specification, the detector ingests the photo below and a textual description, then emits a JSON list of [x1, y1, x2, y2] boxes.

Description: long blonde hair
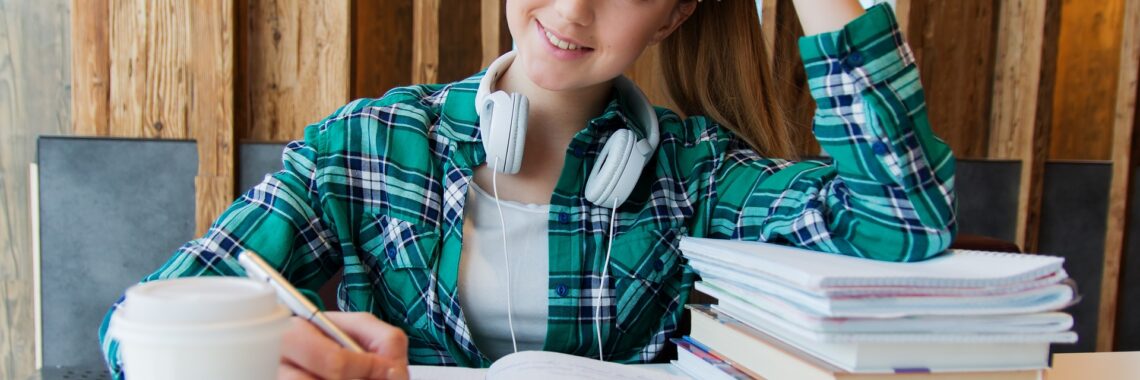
[[660, 0, 796, 159]]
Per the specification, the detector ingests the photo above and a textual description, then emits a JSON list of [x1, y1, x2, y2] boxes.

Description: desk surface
[[31, 353, 1137, 379], [1046, 351, 1140, 379]]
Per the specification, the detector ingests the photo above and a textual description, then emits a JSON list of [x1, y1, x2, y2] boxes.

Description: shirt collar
[[439, 70, 652, 144]]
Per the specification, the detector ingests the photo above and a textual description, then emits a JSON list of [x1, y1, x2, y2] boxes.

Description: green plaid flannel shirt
[[100, 4, 955, 376]]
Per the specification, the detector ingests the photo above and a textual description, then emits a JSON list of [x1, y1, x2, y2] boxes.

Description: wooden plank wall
[[235, 0, 350, 142], [0, 2, 72, 379], [1, 0, 1136, 376], [1100, 0, 1140, 352], [905, 0, 999, 159], [1049, 0, 1125, 161]]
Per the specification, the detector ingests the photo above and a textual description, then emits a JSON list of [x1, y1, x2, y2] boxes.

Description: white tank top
[[457, 182, 550, 360]]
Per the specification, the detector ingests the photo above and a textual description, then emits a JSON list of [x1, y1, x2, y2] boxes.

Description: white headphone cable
[[490, 157, 520, 354], [595, 198, 618, 361]]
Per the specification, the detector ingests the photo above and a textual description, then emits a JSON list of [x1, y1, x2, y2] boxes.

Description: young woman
[[100, 0, 956, 379]]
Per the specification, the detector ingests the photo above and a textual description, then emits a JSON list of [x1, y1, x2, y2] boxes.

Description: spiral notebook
[[678, 237, 1066, 290]]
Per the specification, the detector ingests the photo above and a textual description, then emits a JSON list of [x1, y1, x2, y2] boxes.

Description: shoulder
[[315, 84, 448, 131], [651, 108, 788, 179], [300, 79, 477, 144], [653, 107, 739, 152]]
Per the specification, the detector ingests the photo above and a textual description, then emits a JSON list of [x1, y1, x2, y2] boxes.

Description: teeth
[[545, 30, 581, 50]]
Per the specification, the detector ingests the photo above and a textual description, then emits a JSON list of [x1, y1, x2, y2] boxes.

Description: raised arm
[[792, 0, 866, 35], [674, 3, 956, 262]]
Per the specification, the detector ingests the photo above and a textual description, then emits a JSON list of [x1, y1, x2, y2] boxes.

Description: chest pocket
[[608, 225, 684, 333], [359, 213, 439, 270], [357, 213, 440, 339]]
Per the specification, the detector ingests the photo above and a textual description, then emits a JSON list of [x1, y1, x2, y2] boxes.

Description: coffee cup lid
[[120, 277, 280, 325]]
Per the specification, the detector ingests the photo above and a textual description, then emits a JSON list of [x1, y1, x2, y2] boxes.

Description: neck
[[497, 63, 614, 139]]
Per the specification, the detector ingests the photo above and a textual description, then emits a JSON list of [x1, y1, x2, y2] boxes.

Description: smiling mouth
[[539, 22, 593, 51]]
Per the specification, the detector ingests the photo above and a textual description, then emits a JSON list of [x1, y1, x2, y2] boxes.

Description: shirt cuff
[[798, 3, 915, 94], [798, 3, 931, 190]]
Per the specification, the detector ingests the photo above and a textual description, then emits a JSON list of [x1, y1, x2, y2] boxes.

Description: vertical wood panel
[[1048, 0, 1125, 161], [905, 0, 998, 159], [109, 0, 191, 139], [190, 0, 235, 236], [481, 0, 502, 67], [989, 0, 1060, 253], [438, 0, 482, 83], [0, 0, 71, 377], [352, 0, 413, 99], [761, 0, 778, 63], [70, 0, 108, 136], [772, 0, 818, 156], [894, 0, 911, 38], [237, 0, 350, 142], [413, 0, 439, 84], [1099, 0, 1140, 352]]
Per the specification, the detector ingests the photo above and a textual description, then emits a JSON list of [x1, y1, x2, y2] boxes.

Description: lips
[[538, 21, 593, 51]]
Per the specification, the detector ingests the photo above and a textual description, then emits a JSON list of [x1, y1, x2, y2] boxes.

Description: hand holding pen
[[239, 251, 410, 380]]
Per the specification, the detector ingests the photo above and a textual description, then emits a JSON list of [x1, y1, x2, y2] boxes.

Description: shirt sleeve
[[690, 3, 956, 262], [96, 101, 361, 379]]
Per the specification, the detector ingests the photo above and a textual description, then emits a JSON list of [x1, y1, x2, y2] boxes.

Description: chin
[[521, 56, 614, 94], [521, 59, 580, 91]]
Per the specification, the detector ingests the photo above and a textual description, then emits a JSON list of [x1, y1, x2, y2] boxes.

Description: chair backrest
[[955, 159, 1021, 243], [37, 137, 197, 368], [1114, 164, 1140, 351], [1038, 161, 1112, 354]]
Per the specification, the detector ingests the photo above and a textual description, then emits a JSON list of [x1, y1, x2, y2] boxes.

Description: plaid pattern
[[100, 4, 954, 376]]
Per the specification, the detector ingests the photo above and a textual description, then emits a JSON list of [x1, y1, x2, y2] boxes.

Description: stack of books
[[673, 237, 1078, 380]]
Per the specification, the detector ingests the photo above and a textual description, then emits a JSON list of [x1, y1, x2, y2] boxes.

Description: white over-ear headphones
[[475, 51, 660, 208]]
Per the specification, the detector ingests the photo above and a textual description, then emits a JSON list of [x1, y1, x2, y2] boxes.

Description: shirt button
[[653, 259, 665, 272], [572, 146, 586, 157], [385, 246, 397, 260], [847, 51, 864, 66], [556, 284, 569, 297], [872, 141, 889, 155], [558, 212, 571, 224]]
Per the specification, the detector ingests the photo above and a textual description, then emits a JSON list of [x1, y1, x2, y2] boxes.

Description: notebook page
[[410, 365, 486, 380], [679, 237, 1065, 289], [485, 351, 686, 380]]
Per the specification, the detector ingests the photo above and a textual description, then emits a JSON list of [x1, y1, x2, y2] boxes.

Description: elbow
[[874, 199, 958, 263]]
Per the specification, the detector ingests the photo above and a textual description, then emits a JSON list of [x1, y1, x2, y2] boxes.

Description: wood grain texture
[[109, 0, 192, 139], [0, 0, 72, 377], [481, 0, 501, 67], [1048, 0, 1125, 161], [893, 0, 911, 38], [761, 0, 777, 63], [438, 0, 482, 83], [190, 0, 235, 236], [772, 0, 818, 156], [352, 0, 413, 99], [1098, 0, 1140, 352], [989, 0, 1060, 253], [413, 0, 439, 84], [70, 0, 109, 136], [905, 0, 998, 159], [236, 0, 350, 142]]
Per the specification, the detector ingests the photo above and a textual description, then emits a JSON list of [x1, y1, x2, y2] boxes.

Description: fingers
[[281, 317, 404, 379], [278, 362, 318, 380], [325, 312, 410, 361]]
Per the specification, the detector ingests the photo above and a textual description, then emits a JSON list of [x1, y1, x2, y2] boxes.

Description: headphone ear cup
[[506, 93, 528, 173], [481, 91, 527, 174], [585, 129, 638, 207]]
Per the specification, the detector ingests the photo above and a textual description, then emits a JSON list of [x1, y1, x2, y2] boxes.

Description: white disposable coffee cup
[[109, 277, 292, 380]]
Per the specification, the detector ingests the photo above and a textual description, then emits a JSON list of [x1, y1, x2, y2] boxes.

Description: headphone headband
[[476, 51, 660, 207]]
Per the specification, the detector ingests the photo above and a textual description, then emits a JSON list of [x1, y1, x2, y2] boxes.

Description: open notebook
[[408, 351, 685, 380]]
